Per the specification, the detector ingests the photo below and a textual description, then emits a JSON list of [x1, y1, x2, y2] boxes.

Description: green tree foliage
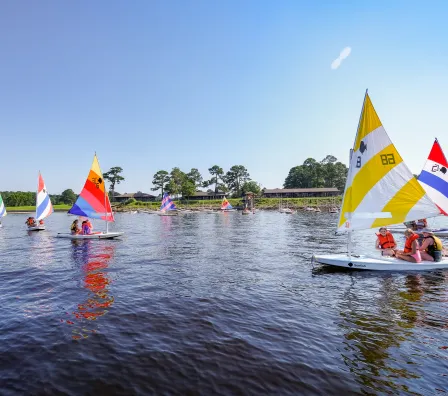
[[284, 155, 348, 191], [181, 178, 196, 201], [151, 170, 170, 197], [125, 198, 137, 205], [50, 194, 63, 205], [187, 168, 203, 188], [60, 189, 77, 205], [241, 180, 261, 196], [103, 167, 125, 202], [1, 191, 35, 206], [224, 165, 251, 197], [203, 165, 225, 193], [165, 167, 185, 198]]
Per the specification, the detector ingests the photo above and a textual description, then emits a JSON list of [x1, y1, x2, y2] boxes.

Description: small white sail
[[0, 194, 6, 218]]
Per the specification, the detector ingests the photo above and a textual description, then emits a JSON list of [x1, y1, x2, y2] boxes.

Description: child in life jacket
[[419, 229, 444, 262], [70, 219, 80, 235], [82, 220, 93, 235], [395, 229, 422, 263], [25, 217, 37, 227], [375, 227, 397, 256]]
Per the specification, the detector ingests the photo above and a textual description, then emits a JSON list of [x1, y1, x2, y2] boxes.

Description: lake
[[1, 211, 447, 395]]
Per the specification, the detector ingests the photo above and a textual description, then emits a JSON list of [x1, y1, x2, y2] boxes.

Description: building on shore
[[114, 192, 157, 203], [183, 191, 229, 201], [262, 188, 340, 198]]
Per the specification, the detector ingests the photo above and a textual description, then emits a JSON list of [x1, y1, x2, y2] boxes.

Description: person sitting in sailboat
[[81, 220, 93, 235], [70, 219, 81, 235], [375, 227, 397, 256], [38, 219, 44, 225], [416, 219, 428, 230], [25, 217, 36, 227], [419, 229, 444, 262], [395, 229, 422, 263]]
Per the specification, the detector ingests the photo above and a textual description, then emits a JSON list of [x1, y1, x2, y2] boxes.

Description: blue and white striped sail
[[160, 193, 177, 212], [0, 194, 6, 218], [36, 172, 53, 220]]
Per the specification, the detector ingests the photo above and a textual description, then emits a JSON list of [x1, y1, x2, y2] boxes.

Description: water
[[1, 212, 448, 395]]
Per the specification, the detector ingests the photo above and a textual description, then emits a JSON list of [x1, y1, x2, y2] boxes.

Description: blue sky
[[1, 0, 447, 194]]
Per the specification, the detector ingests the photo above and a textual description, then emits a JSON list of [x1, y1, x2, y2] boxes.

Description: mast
[[346, 89, 368, 258], [99, 154, 109, 234], [36, 171, 39, 219]]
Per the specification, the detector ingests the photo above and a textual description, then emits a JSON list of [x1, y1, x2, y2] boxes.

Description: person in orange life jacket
[[419, 229, 444, 262], [38, 219, 44, 225], [25, 217, 36, 227], [375, 227, 397, 257], [395, 229, 422, 263]]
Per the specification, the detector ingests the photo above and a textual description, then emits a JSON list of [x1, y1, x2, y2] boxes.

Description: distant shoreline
[[6, 197, 341, 214], [6, 208, 69, 214]]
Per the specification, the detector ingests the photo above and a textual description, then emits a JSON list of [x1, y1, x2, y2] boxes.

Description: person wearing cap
[[419, 229, 444, 262], [416, 218, 428, 231], [375, 227, 397, 256], [395, 229, 422, 263]]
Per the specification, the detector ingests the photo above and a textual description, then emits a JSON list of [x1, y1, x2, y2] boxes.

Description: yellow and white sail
[[337, 91, 440, 232]]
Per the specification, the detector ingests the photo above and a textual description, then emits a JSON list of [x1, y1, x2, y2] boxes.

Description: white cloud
[[331, 47, 352, 70]]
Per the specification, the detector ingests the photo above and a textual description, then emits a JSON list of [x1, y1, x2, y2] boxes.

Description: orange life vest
[[376, 231, 396, 249], [404, 234, 420, 253]]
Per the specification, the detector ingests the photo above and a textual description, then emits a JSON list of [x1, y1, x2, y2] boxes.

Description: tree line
[[151, 165, 261, 199], [0, 189, 78, 207], [283, 155, 348, 191], [2, 155, 348, 206]]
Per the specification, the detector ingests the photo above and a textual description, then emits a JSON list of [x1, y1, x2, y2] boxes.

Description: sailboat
[[27, 172, 54, 231], [56, 154, 123, 239], [158, 193, 178, 216], [313, 91, 448, 270], [220, 197, 236, 212], [416, 138, 448, 237], [279, 198, 294, 214], [0, 193, 6, 227]]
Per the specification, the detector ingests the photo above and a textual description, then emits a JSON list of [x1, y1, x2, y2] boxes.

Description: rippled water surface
[[1, 212, 448, 395]]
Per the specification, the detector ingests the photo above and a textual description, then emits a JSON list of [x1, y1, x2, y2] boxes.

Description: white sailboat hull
[[28, 226, 46, 231], [314, 254, 448, 271], [56, 232, 124, 239], [158, 212, 178, 216]]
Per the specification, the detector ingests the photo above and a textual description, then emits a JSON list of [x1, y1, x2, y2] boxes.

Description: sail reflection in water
[[66, 240, 116, 339]]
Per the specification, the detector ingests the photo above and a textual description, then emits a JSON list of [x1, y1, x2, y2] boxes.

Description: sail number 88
[[380, 153, 395, 165]]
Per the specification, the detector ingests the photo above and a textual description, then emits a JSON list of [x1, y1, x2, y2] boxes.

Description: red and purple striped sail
[[68, 154, 114, 221], [160, 193, 176, 212], [418, 138, 448, 215]]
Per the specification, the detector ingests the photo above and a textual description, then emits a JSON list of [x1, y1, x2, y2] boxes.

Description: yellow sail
[[337, 92, 440, 232]]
